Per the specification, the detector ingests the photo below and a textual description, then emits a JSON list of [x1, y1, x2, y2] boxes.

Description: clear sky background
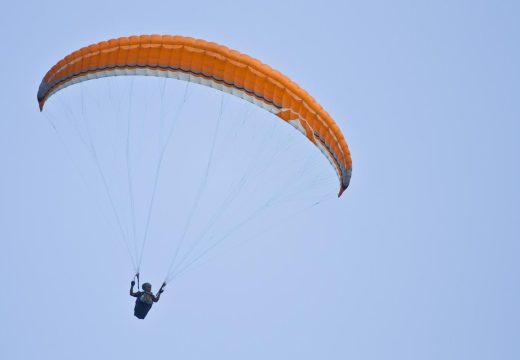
[[1, 1, 519, 359]]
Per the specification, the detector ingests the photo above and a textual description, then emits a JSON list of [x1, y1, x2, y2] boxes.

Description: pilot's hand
[[131, 280, 135, 286], [159, 288, 164, 294]]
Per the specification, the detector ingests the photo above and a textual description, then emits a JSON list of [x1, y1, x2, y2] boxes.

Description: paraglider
[[130, 277, 165, 319], [37, 35, 353, 319]]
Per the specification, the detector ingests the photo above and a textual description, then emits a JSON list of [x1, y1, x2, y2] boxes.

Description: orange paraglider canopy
[[37, 35, 352, 195]]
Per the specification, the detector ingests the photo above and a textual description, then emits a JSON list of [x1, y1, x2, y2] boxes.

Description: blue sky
[[1, 1, 519, 359]]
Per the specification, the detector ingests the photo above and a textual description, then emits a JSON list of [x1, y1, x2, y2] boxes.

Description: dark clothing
[[134, 296, 153, 319], [131, 291, 159, 320]]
